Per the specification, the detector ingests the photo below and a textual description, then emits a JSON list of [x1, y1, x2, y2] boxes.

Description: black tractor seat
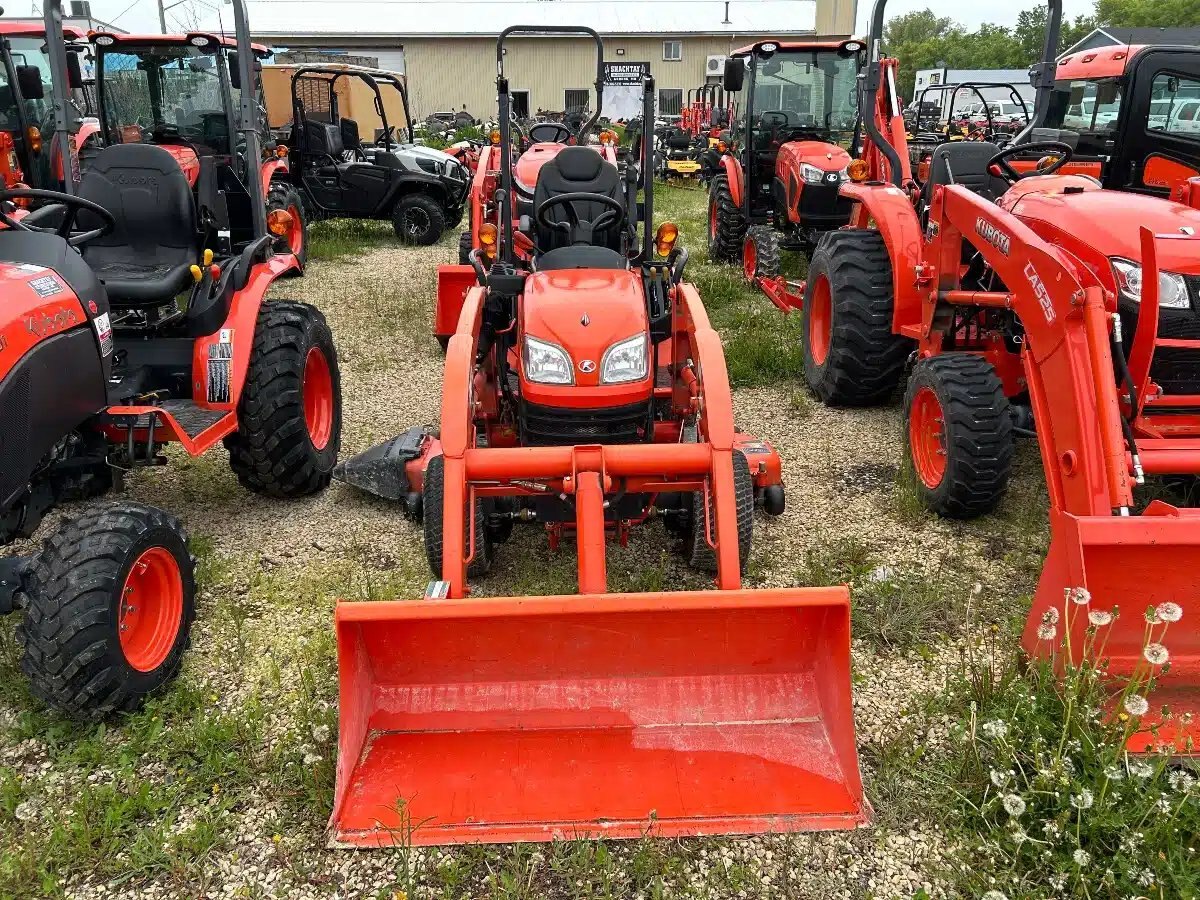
[[76, 143, 202, 306], [531, 146, 625, 258], [921, 140, 1008, 209]]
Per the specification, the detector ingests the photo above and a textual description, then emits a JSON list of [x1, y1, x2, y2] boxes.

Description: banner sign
[[603, 62, 650, 85]]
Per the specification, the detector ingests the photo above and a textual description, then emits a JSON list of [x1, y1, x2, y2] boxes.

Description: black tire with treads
[[707, 175, 746, 263], [687, 450, 754, 574], [457, 230, 474, 265], [802, 229, 913, 406], [422, 454, 493, 579], [393, 193, 446, 245], [903, 354, 1014, 518], [743, 225, 781, 286], [225, 301, 342, 497], [18, 503, 196, 721]]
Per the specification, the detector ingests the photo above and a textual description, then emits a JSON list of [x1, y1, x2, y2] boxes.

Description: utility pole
[[158, 0, 168, 33]]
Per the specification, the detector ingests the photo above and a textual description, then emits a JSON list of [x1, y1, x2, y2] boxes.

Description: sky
[[26, 0, 1102, 37]]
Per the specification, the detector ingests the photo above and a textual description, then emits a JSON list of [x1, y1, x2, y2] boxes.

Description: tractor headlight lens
[[1111, 258, 1190, 310], [523, 335, 574, 385], [600, 334, 648, 384], [800, 163, 832, 185]]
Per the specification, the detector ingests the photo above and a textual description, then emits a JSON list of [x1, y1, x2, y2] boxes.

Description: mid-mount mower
[[278, 64, 469, 245], [0, 0, 342, 720], [331, 28, 867, 846], [87, 26, 311, 266], [803, 0, 1199, 750], [707, 39, 864, 309]]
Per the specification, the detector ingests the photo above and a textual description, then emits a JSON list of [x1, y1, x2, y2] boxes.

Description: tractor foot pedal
[[334, 426, 430, 501]]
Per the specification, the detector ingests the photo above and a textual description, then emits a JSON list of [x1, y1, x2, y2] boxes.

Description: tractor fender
[[720, 156, 744, 208], [377, 173, 449, 216], [260, 159, 289, 199], [190, 250, 302, 410], [840, 181, 924, 334]]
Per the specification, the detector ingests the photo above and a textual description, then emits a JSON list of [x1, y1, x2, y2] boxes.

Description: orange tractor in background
[[331, 32, 868, 846], [802, 0, 1199, 751], [707, 39, 864, 309]]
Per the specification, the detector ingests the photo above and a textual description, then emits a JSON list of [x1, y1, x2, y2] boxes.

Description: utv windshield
[[1045, 77, 1123, 155], [749, 50, 859, 138], [98, 44, 234, 154]]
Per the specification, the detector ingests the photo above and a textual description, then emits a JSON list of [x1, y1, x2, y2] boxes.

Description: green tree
[[1096, 0, 1200, 27]]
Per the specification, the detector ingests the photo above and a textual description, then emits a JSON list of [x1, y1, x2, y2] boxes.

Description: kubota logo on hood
[[975, 217, 1011, 256]]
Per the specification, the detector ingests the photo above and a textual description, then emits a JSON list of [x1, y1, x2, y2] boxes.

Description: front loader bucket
[[331, 587, 869, 847], [1023, 507, 1200, 754]]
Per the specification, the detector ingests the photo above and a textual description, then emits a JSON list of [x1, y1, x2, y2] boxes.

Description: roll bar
[[231, 0, 267, 239], [42, 1, 78, 192], [641, 76, 655, 263], [289, 65, 414, 145], [496, 26, 605, 138]]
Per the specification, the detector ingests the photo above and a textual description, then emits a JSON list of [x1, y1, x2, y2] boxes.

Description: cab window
[[1148, 73, 1200, 140]]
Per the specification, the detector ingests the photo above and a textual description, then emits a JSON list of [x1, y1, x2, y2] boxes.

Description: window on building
[[663, 41, 682, 62], [564, 89, 589, 115], [659, 89, 683, 116]]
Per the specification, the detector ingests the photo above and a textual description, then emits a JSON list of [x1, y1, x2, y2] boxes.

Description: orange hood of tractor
[[519, 267, 650, 406], [1001, 180, 1200, 275], [776, 140, 851, 177]]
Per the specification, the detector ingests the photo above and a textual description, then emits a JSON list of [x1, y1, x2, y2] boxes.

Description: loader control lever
[[535, 192, 626, 246], [987, 141, 1074, 183]]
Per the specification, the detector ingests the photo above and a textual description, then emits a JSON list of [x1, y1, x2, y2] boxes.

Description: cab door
[[1108, 48, 1200, 200]]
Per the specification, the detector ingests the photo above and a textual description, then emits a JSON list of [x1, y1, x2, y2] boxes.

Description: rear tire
[[422, 454, 493, 579], [742, 225, 780, 287], [18, 503, 196, 720], [802, 229, 912, 406], [267, 182, 308, 271], [903, 355, 1013, 519], [687, 451, 754, 575], [393, 193, 446, 245], [707, 175, 745, 262], [226, 301, 342, 497], [457, 230, 474, 265]]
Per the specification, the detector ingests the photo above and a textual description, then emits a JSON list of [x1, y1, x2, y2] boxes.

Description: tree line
[[885, 0, 1200, 99]]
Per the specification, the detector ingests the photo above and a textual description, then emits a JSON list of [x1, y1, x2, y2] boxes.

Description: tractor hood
[[1002, 182, 1200, 275], [777, 141, 851, 175], [519, 268, 651, 403]]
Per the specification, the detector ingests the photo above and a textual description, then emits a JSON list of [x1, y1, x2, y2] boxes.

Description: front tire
[[802, 229, 912, 406], [267, 182, 309, 270], [393, 193, 446, 245], [18, 503, 196, 720], [707, 175, 745, 262], [742, 225, 780, 287], [687, 451, 754, 575], [226, 301, 342, 497], [422, 454, 493, 579], [903, 355, 1013, 519]]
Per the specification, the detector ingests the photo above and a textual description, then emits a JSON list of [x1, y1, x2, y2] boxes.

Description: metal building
[[210, 0, 858, 121]]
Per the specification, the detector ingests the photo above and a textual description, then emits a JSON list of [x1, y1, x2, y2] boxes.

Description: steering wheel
[[529, 122, 574, 144], [0, 188, 116, 248], [987, 141, 1075, 183], [535, 192, 625, 245]]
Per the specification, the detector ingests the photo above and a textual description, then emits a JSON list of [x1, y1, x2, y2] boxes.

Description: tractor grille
[[520, 400, 650, 446], [1120, 283, 1200, 396]]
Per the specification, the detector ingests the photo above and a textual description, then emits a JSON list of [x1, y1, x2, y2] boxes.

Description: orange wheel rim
[[808, 275, 832, 365], [742, 236, 757, 281], [303, 346, 334, 450], [909, 385, 947, 489], [119, 547, 183, 672], [287, 204, 303, 255]]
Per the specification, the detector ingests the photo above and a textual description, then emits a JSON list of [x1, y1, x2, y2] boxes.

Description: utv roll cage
[[913, 82, 1031, 135], [289, 64, 414, 148]]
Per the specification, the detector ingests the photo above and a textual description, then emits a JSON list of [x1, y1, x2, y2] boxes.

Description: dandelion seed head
[[1088, 609, 1113, 626], [1037, 622, 1057, 641], [990, 769, 1010, 788], [1130, 760, 1155, 779], [982, 720, 1008, 740], [981, 892, 1008, 900], [1073, 849, 1090, 867], [1124, 694, 1150, 716], [1002, 794, 1026, 817], [1042, 607, 1061, 625], [1144, 642, 1169, 666], [1071, 789, 1094, 810], [1068, 587, 1091, 605], [1104, 763, 1125, 781], [1156, 601, 1183, 623]]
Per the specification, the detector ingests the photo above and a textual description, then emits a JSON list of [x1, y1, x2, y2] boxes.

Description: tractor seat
[[76, 143, 201, 306], [664, 129, 693, 151], [531, 146, 624, 255], [921, 141, 1008, 210]]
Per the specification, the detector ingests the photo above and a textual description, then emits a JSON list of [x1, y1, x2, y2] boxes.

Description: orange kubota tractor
[[805, 0, 1199, 751], [707, 39, 864, 309], [330, 31, 868, 846]]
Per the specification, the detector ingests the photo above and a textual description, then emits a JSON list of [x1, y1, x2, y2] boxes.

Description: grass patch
[[307, 219, 398, 262]]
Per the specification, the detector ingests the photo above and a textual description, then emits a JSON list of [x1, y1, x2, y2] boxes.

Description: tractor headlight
[[600, 334, 648, 384], [799, 163, 827, 185], [523, 335, 574, 385], [1111, 258, 1190, 310]]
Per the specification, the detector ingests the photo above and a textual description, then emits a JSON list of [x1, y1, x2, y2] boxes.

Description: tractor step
[[160, 401, 227, 439]]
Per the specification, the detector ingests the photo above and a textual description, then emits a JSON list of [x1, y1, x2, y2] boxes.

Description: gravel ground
[[0, 204, 1049, 899]]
